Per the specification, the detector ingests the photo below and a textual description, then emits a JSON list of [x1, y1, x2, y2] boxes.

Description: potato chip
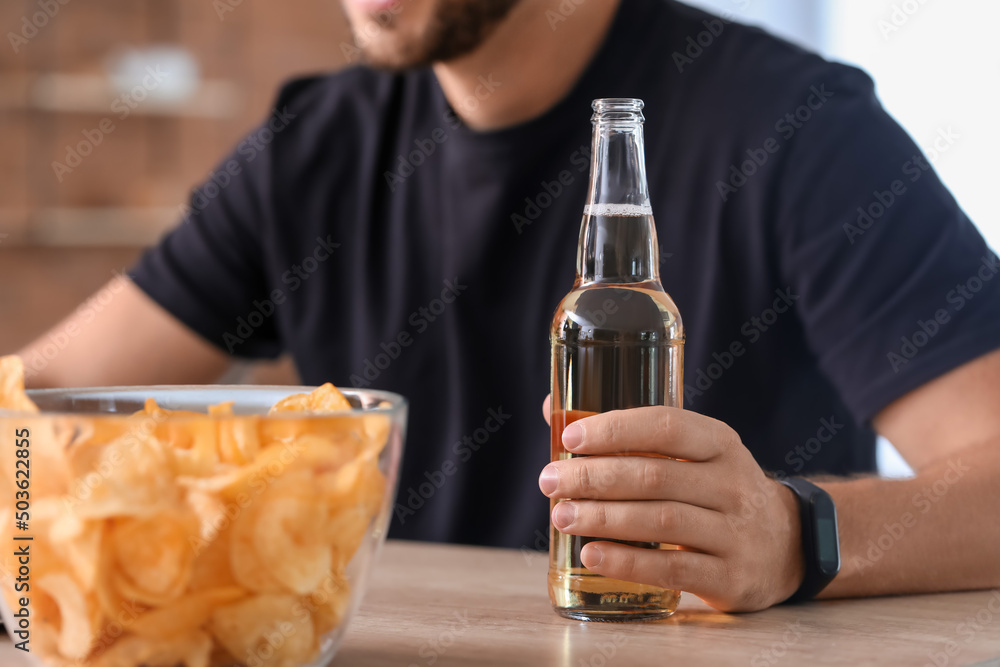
[[163, 422, 220, 477], [185, 487, 231, 544], [93, 630, 213, 667], [253, 493, 333, 595], [178, 460, 278, 505], [64, 416, 134, 452], [267, 392, 311, 413], [63, 419, 133, 483], [327, 505, 376, 571], [110, 514, 196, 606], [327, 456, 386, 514], [258, 416, 310, 447], [362, 414, 391, 458], [209, 594, 315, 667], [0, 355, 39, 412], [37, 572, 101, 659], [207, 402, 235, 417], [217, 416, 261, 465], [208, 643, 240, 667], [308, 383, 353, 411], [70, 431, 179, 520], [28, 580, 65, 661], [229, 502, 285, 594], [130, 587, 246, 640], [188, 524, 239, 591], [269, 382, 351, 414], [258, 415, 369, 457], [279, 433, 358, 480], [305, 571, 351, 637], [178, 431, 352, 501], [132, 399, 222, 477], [51, 518, 104, 591], [137, 397, 206, 420], [319, 455, 376, 502], [323, 458, 386, 569], [93, 528, 143, 623]]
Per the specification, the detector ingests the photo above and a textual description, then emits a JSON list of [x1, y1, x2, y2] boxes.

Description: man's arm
[[18, 279, 231, 388], [537, 347, 1000, 611], [819, 347, 1000, 597]]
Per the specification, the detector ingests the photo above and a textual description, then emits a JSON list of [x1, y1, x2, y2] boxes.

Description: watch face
[[813, 495, 841, 576], [816, 517, 838, 564]]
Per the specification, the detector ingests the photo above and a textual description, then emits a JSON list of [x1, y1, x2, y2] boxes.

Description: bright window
[[826, 1, 1000, 252]]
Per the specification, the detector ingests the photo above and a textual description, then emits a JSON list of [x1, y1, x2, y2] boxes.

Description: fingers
[[539, 456, 726, 510], [562, 406, 738, 461], [542, 394, 551, 427], [580, 542, 730, 604], [552, 500, 728, 553]]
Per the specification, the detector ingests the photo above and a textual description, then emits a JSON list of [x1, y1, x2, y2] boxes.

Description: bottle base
[[554, 607, 676, 623], [549, 570, 680, 623]]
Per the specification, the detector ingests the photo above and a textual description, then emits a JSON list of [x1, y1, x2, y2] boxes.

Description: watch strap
[[778, 476, 841, 603]]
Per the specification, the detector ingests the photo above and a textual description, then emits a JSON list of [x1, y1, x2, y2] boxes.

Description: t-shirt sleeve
[[774, 66, 1000, 424], [128, 116, 282, 359]]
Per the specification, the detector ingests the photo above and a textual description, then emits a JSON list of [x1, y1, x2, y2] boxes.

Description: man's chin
[[356, 43, 436, 71], [343, 0, 522, 70]]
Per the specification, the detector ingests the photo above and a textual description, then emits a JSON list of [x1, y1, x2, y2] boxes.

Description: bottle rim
[[591, 98, 645, 124]]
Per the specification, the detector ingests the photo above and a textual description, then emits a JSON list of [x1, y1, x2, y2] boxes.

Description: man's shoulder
[[654, 0, 875, 119]]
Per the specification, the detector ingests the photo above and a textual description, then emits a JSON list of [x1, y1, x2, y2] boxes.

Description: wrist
[[775, 479, 806, 603]]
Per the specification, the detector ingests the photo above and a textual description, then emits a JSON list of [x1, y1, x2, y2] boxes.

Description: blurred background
[[1, 0, 997, 469], [0, 0, 354, 381]]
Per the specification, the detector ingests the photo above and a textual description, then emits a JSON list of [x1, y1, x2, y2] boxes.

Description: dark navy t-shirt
[[129, 0, 1000, 549]]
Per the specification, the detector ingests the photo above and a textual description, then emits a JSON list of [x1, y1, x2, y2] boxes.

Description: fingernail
[[539, 465, 559, 496], [551, 501, 576, 529], [581, 544, 604, 568], [562, 422, 584, 450]]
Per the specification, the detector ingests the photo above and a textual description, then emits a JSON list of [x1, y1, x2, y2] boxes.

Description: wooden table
[[3, 540, 999, 666], [329, 542, 1000, 666]]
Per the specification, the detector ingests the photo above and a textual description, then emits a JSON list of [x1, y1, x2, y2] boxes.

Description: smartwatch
[[777, 477, 841, 603]]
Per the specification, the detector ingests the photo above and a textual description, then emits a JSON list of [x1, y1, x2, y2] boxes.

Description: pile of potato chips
[[0, 356, 390, 667]]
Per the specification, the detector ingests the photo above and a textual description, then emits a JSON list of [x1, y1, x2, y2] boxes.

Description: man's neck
[[433, 0, 622, 131]]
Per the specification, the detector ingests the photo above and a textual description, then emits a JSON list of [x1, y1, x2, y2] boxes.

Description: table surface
[[3, 540, 999, 666]]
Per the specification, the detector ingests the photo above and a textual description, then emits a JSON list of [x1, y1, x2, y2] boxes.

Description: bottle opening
[[592, 98, 645, 125]]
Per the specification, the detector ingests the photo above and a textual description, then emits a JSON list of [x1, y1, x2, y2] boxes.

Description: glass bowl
[[0, 385, 407, 667]]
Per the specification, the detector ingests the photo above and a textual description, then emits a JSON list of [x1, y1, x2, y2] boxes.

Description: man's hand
[[539, 398, 804, 612]]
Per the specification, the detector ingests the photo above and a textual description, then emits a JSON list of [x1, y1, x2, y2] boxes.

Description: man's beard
[[353, 0, 522, 69]]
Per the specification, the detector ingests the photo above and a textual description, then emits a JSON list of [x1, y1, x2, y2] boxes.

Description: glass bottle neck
[[577, 113, 659, 285]]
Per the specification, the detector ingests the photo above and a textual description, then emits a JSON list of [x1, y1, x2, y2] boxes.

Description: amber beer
[[548, 99, 684, 621]]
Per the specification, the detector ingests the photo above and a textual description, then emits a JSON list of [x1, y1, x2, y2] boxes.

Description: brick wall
[[3, 0, 354, 243], [2, 0, 356, 382]]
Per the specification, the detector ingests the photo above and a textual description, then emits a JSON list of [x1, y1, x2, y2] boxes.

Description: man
[[20, 0, 1000, 612]]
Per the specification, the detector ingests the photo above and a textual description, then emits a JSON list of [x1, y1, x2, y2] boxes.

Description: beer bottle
[[549, 98, 685, 621]]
